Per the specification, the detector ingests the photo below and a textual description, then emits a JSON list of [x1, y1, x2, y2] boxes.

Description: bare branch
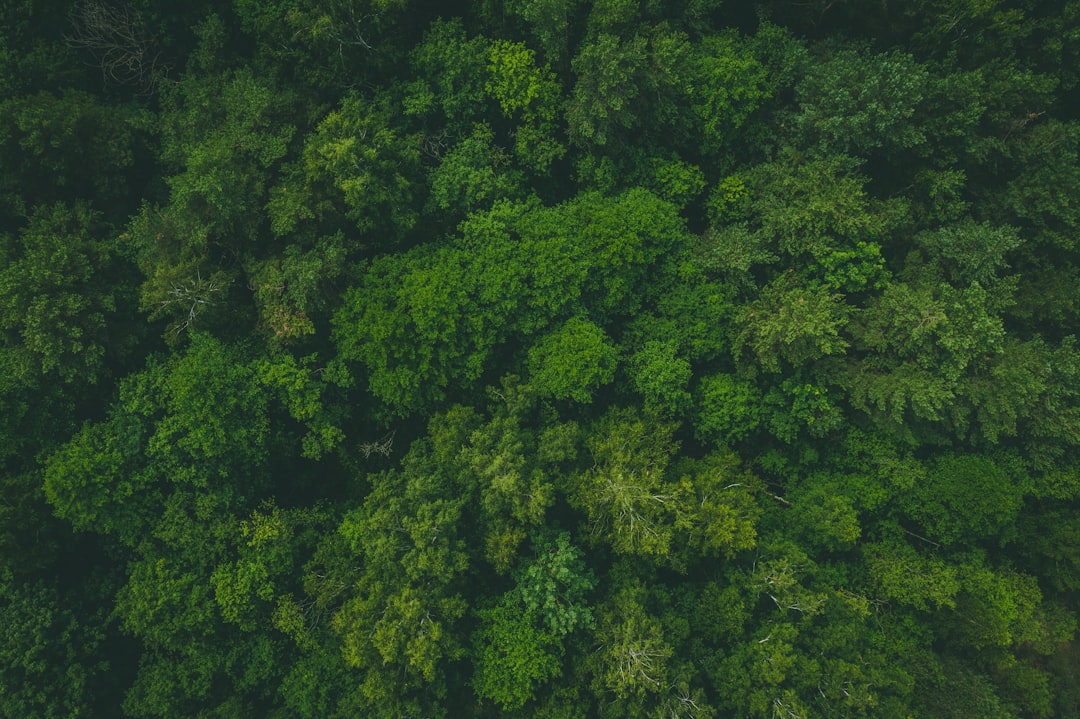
[[157, 270, 226, 336], [360, 431, 396, 459], [66, 0, 163, 91]]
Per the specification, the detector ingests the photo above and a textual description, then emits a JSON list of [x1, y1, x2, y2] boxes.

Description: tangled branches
[[66, 1, 162, 91]]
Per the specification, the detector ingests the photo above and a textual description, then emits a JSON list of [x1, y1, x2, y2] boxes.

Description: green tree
[[730, 153, 892, 261], [690, 31, 771, 155], [568, 408, 680, 558], [913, 221, 1022, 287], [472, 531, 595, 710], [486, 38, 566, 171], [473, 599, 562, 710], [566, 33, 647, 147], [500, 0, 584, 64], [0, 572, 109, 719], [334, 189, 690, 415], [735, 275, 851, 373], [158, 66, 296, 246], [115, 489, 302, 718], [628, 339, 692, 416], [297, 93, 421, 241], [864, 540, 962, 611], [695, 372, 763, 444], [454, 388, 555, 571], [846, 268, 1019, 442], [245, 235, 349, 346], [590, 580, 673, 704], [405, 19, 492, 135], [0, 89, 145, 223], [527, 316, 618, 403], [568, 409, 760, 566], [792, 46, 930, 157], [424, 123, 524, 218], [0, 202, 136, 382], [326, 431, 474, 714], [233, 0, 417, 88], [900, 453, 1025, 546], [515, 530, 596, 637], [44, 334, 345, 542]]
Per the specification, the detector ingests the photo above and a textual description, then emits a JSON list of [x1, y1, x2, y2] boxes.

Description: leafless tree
[[66, 0, 162, 91], [158, 270, 227, 336], [360, 431, 396, 459]]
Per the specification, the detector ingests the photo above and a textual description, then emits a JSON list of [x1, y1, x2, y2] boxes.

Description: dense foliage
[[4, 0, 1080, 716]]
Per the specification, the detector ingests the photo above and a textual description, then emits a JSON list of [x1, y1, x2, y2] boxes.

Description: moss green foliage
[[527, 316, 617, 402], [4, 2, 1080, 717]]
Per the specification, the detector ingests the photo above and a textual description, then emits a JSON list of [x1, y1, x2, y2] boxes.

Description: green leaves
[[334, 244, 475, 413], [334, 189, 690, 415], [43, 412, 154, 540], [571, 408, 679, 557], [212, 502, 330, 633], [527, 317, 617, 403], [252, 351, 348, 459], [0, 89, 143, 217], [593, 582, 673, 700], [486, 39, 548, 115], [629, 340, 692, 415], [487, 40, 565, 170], [0, 573, 107, 719], [472, 600, 562, 710], [845, 267, 1016, 438], [793, 47, 930, 156], [516, 530, 596, 637], [472, 531, 594, 710], [566, 26, 769, 155], [159, 68, 295, 243], [246, 237, 347, 345], [914, 221, 1022, 286], [319, 422, 484, 709], [691, 31, 771, 153], [425, 123, 523, 216], [695, 373, 762, 444], [735, 276, 851, 373], [567, 33, 648, 146], [406, 19, 491, 133], [902, 453, 1025, 546], [570, 409, 760, 564], [301, 94, 421, 239], [44, 334, 345, 542], [0, 202, 129, 381], [865, 541, 961, 610], [8, 5, 1080, 719], [735, 153, 890, 259], [407, 20, 565, 173]]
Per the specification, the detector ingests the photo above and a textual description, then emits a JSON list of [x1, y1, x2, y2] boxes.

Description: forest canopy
[[3, 0, 1080, 717]]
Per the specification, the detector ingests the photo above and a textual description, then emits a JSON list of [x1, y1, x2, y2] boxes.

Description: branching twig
[[158, 270, 226, 336], [66, 0, 163, 91], [360, 431, 396, 459]]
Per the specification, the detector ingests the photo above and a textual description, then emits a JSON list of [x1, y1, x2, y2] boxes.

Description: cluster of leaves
[[3, 1, 1080, 717]]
